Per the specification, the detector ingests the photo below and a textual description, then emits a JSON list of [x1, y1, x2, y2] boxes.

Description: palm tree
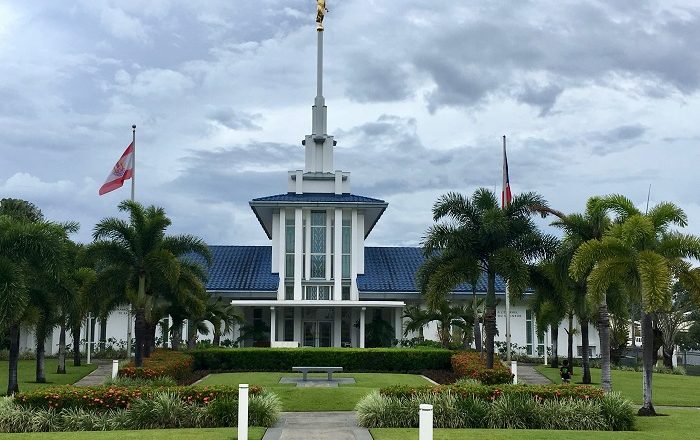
[[529, 260, 570, 368], [570, 195, 700, 415], [206, 298, 243, 346], [402, 304, 431, 341], [657, 283, 697, 368], [88, 201, 211, 367], [0, 199, 66, 394], [421, 188, 555, 367]]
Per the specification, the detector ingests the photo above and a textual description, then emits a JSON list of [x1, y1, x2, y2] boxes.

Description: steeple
[[304, 2, 335, 173]]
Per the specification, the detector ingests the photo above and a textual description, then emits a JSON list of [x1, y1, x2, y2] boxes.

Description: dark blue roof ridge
[[251, 193, 386, 204]]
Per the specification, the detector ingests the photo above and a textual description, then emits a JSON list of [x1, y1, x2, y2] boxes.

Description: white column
[[334, 307, 342, 347], [419, 404, 433, 440], [277, 209, 286, 300], [294, 208, 303, 300], [333, 208, 343, 301], [359, 307, 366, 348], [326, 208, 332, 281], [505, 282, 511, 362], [238, 384, 249, 440], [270, 307, 276, 345], [350, 308, 358, 347], [304, 210, 311, 281], [394, 307, 403, 345], [351, 210, 359, 300]]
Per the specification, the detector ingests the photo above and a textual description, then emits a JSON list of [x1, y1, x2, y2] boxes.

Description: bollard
[[238, 384, 249, 440], [511, 360, 518, 384], [419, 404, 433, 440], [112, 360, 119, 379]]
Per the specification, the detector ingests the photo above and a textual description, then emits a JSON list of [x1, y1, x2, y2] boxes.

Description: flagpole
[[503, 135, 512, 364], [126, 124, 136, 361]]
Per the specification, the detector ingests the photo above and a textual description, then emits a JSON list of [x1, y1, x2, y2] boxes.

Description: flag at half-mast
[[502, 136, 512, 208], [99, 142, 134, 195]]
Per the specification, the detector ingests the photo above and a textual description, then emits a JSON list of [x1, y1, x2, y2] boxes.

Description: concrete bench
[[292, 366, 343, 381]]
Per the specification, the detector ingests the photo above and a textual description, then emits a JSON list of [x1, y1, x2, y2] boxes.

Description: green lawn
[[372, 408, 700, 439], [198, 372, 431, 411], [0, 359, 96, 395], [0, 427, 266, 439], [535, 365, 700, 407]]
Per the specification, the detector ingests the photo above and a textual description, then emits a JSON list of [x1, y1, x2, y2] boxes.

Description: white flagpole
[[503, 135, 512, 363], [126, 125, 135, 360]]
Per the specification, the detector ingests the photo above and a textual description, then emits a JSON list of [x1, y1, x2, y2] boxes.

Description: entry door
[[318, 321, 332, 347], [303, 322, 317, 347]]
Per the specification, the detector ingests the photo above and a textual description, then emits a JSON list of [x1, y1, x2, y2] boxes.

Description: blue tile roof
[[192, 246, 278, 292], [251, 193, 386, 204], [357, 247, 508, 294]]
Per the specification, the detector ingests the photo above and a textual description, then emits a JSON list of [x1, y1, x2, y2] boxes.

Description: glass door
[[318, 321, 332, 347], [303, 321, 317, 347]]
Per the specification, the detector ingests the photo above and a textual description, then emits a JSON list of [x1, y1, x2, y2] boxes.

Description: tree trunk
[[484, 271, 497, 369], [99, 317, 107, 352], [639, 311, 656, 416], [213, 331, 221, 347], [35, 322, 47, 383], [550, 325, 559, 368], [57, 318, 67, 374], [473, 288, 482, 352], [662, 345, 674, 369], [7, 324, 21, 395], [581, 318, 591, 384], [72, 324, 81, 367], [187, 321, 197, 350], [567, 312, 574, 375], [598, 302, 612, 392], [171, 322, 182, 351], [161, 320, 169, 348], [134, 309, 146, 367]]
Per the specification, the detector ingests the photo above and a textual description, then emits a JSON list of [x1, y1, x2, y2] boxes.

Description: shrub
[[249, 392, 282, 427], [455, 395, 489, 428], [15, 384, 263, 411], [123, 392, 213, 429], [599, 392, 636, 431], [207, 395, 238, 427], [105, 375, 177, 387], [118, 350, 194, 383], [451, 352, 513, 384], [380, 383, 605, 402], [486, 395, 545, 429], [191, 348, 452, 372], [356, 392, 416, 428], [454, 377, 481, 386]]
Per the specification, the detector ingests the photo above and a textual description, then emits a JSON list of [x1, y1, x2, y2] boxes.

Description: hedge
[[451, 352, 513, 385], [380, 383, 606, 401], [14, 385, 263, 411], [118, 350, 194, 383], [191, 348, 452, 372]]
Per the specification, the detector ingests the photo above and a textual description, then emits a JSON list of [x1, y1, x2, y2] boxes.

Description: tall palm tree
[[0, 199, 66, 394], [421, 188, 555, 367], [570, 195, 700, 415], [88, 201, 211, 367], [529, 260, 570, 368], [402, 304, 432, 341], [206, 298, 243, 346]]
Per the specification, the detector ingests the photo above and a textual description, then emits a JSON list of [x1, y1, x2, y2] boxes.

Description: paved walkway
[[516, 363, 552, 385], [262, 412, 371, 440], [73, 360, 113, 386]]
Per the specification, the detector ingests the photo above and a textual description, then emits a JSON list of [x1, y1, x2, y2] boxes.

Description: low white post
[[419, 404, 433, 440], [112, 360, 119, 379], [238, 384, 249, 440], [511, 360, 518, 384]]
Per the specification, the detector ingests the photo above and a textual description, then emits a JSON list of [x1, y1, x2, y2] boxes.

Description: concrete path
[[262, 411, 372, 440], [516, 363, 552, 385], [73, 360, 113, 386]]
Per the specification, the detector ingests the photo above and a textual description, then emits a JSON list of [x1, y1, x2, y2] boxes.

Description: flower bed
[[450, 352, 512, 384], [14, 385, 263, 411], [380, 383, 605, 401], [118, 350, 194, 383], [191, 348, 452, 372]]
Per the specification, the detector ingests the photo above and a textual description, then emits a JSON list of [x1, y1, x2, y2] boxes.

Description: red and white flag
[[502, 136, 512, 208], [99, 142, 134, 195]]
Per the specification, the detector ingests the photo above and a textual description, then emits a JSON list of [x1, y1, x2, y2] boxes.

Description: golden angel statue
[[316, 0, 328, 30]]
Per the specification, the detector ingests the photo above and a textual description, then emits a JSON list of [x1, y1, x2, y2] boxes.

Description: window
[[342, 218, 351, 278], [304, 285, 332, 300], [310, 211, 326, 278], [284, 308, 294, 341], [285, 217, 294, 277], [253, 308, 263, 326], [526, 309, 533, 355], [342, 285, 350, 300], [285, 285, 294, 300]]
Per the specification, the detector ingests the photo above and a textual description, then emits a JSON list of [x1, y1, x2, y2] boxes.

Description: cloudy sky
[[2, 0, 700, 247]]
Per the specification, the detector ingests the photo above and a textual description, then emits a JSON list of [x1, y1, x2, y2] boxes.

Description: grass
[[0, 427, 266, 439], [0, 359, 96, 395], [198, 372, 431, 411], [535, 365, 700, 407], [371, 408, 700, 439]]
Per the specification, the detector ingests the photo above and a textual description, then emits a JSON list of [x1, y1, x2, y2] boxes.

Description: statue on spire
[[316, 0, 328, 31]]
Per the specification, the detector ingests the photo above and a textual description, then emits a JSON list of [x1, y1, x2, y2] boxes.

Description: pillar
[[294, 208, 303, 300], [270, 307, 276, 346], [304, 210, 311, 281], [333, 208, 343, 300], [278, 209, 286, 300], [394, 307, 403, 345], [360, 307, 366, 348], [351, 210, 358, 300], [334, 307, 342, 347]]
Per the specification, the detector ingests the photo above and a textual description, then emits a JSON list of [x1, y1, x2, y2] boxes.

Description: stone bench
[[292, 366, 343, 381]]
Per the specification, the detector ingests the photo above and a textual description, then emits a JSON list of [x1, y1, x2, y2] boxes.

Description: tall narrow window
[[525, 309, 533, 356], [285, 217, 294, 277], [310, 211, 326, 279], [342, 218, 351, 279]]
